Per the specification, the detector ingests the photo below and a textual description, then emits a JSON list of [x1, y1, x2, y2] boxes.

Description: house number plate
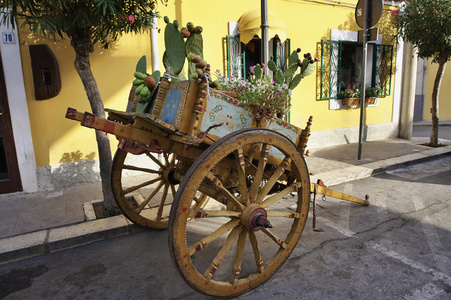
[[2, 32, 15, 44]]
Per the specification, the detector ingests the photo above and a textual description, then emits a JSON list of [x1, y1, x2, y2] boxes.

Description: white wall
[[0, 13, 38, 192]]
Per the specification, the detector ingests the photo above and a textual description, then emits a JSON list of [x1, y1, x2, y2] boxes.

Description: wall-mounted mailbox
[[29, 44, 61, 100]]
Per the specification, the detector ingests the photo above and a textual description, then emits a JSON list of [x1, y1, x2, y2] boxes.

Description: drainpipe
[[150, 14, 160, 72], [399, 42, 417, 139], [261, 0, 269, 73]]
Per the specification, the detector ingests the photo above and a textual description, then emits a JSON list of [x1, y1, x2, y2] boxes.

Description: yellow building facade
[[424, 61, 451, 121], [1, 0, 407, 193]]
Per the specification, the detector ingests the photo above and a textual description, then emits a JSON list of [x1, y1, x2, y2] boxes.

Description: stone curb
[[310, 147, 451, 186], [1, 146, 450, 265], [0, 215, 145, 265]]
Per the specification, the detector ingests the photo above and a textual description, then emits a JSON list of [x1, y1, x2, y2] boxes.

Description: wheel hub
[[241, 204, 273, 231], [162, 166, 180, 185]]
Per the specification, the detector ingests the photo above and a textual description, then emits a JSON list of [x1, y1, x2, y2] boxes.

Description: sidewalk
[[1, 132, 451, 265]]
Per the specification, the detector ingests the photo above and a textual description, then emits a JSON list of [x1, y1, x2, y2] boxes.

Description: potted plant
[[365, 86, 381, 104], [340, 84, 361, 106]]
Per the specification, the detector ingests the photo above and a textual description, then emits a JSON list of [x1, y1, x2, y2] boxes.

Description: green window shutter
[[320, 40, 342, 99], [273, 38, 290, 72], [372, 44, 393, 97], [226, 35, 245, 78]]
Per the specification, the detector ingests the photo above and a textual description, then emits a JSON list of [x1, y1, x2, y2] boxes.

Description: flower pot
[[365, 97, 377, 104], [342, 97, 360, 106]]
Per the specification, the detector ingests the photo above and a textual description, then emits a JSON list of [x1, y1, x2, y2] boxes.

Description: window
[[320, 40, 393, 100], [226, 35, 290, 79]]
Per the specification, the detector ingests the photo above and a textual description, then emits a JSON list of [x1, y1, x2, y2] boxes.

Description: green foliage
[[395, 0, 451, 63], [0, 0, 168, 49]]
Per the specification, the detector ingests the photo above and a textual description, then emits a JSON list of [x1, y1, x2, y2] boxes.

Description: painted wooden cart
[[66, 70, 369, 297]]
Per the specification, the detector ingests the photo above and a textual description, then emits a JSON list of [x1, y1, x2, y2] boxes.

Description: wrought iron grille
[[320, 40, 394, 100], [320, 40, 341, 99], [373, 44, 393, 97], [226, 35, 245, 78]]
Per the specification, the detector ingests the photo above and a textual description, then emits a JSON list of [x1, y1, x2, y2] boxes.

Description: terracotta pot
[[342, 97, 361, 106], [365, 97, 376, 104]]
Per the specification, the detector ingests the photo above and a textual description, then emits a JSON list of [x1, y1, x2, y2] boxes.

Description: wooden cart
[[66, 71, 368, 297]]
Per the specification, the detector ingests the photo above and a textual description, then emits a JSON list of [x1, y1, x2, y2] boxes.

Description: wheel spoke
[[266, 210, 301, 218], [146, 152, 165, 169], [135, 181, 164, 213], [123, 164, 161, 174], [261, 228, 287, 249], [170, 182, 177, 200], [123, 176, 163, 195], [191, 193, 209, 210], [203, 225, 243, 280], [235, 148, 249, 205], [206, 172, 245, 211], [188, 219, 240, 256], [261, 182, 301, 209], [256, 157, 292, 204], [188, 209, 241, 218], [249, 143, 269, 203], [230, 230, 248, 284], [156, 183, 169, 221], [249, 231, 264, 273]]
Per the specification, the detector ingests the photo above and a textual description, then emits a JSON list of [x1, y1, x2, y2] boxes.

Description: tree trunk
[[72, 41, 119, 214], [429, 50, 447, 147]]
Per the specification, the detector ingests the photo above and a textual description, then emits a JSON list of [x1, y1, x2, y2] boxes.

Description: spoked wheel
[[111, 148, 180, 229], [169, 128, 310, 297]]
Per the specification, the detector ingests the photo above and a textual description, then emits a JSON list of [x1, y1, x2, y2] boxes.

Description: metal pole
[[358, 0, 370, 160], [261, 0, 269, 73]]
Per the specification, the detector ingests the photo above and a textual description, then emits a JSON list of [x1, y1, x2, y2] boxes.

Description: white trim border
[[0, 12, 38, 192]]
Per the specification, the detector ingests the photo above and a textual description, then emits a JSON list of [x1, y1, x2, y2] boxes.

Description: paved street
[[0, 157, 450, 299], [413, 123, 451, 141]]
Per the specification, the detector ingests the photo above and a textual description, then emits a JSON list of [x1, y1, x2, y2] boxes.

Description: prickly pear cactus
[[254, 64, 262, 80], [185, 23, 204, 77], [267, 49, 317, 90], [132, 71, 160, 103], [135, 55, 147, 73], [163, 17, 185, 76]]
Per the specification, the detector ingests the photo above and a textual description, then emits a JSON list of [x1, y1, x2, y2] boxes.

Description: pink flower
[[391, 10, 399, 16], [128, 15, 135, 23]]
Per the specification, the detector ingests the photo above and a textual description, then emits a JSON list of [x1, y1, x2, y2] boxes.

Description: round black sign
[[355, 0, 383, 29]]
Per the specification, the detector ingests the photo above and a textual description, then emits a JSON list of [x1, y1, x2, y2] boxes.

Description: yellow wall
[[424, 60, 451, 120], [17, 0, 399, 167]]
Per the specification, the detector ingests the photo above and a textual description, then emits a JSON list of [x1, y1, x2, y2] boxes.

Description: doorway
[[0, 52, 22, 193]]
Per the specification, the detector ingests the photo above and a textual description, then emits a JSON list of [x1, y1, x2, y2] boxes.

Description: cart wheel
[[111, 148, 180, 229], [169, 128, 310, 297]]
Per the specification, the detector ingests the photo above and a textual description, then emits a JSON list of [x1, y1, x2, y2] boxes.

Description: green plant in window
[[365, 86, 381, 97], [339, 84, 361, 99]]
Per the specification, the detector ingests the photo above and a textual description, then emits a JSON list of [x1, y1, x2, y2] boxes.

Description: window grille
[[320, 40, 393, 100]]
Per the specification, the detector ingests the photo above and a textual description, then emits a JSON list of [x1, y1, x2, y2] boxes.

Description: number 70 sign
[[2, 32, 15, 44]]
